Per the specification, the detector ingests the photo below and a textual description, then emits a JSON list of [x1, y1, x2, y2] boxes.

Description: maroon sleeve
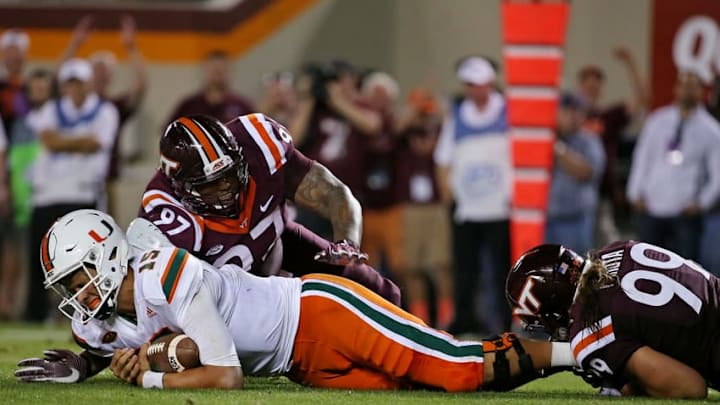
[[569, 302, 642, 389], [261, 115, 314, 198], [138, 174, 203, 254], [140, 203, 201, 254]]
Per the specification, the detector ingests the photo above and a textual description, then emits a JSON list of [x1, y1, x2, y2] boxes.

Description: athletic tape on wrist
[[142, 371, 165, 389]]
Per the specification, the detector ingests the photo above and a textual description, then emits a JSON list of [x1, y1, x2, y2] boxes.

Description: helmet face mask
[[53, 262, 117, 323], [505, 244, 586, 339], [160, 115, 250, 218], [42, 209, 128, 324]]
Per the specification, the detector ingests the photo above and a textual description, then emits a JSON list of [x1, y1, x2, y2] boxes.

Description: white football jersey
[[71, 245, 301, 376]]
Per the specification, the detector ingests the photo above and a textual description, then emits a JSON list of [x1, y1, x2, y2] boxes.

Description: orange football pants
[[286, 274, 485, 391]]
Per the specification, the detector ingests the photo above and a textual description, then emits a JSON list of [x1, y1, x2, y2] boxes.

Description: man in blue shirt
[[546, 93, 605, 254]]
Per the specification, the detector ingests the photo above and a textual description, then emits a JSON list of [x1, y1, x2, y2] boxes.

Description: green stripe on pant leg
[[302, 281, 483, 358]]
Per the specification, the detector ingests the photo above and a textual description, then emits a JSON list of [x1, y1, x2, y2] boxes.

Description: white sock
[[551, 342, 576, 367]]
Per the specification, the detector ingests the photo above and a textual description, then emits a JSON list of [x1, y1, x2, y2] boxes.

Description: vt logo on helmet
[[505, 244, 587, 341], [160, 115, 250, 218], [41, 209, 129, 324]]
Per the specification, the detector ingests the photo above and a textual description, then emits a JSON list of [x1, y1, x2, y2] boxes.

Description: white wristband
[[141, 371, 165, 389], [550, 342, 576, 367]]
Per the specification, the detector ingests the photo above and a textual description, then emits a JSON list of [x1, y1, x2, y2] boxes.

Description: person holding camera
[[289, 60, 383, 240]]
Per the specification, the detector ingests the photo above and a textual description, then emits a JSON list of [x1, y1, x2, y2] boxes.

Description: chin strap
[[482, 332, 540, 391]]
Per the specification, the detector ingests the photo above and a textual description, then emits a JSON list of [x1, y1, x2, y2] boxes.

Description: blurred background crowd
[[1, 0, 719, 337]]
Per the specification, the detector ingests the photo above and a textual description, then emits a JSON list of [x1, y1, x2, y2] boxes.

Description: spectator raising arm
[[326, 82, 382, 136], [119, 15, 147, 114], [613, 47, 649, 115]]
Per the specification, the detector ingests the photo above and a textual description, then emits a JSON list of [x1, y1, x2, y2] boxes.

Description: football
[[146, 332, 201, 373]]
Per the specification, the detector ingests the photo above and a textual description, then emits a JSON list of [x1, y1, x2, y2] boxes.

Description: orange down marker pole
[[502, 1, 570, 262]]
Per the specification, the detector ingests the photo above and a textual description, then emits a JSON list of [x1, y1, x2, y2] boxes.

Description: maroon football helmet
[[159, 115, 249, 218], [505, 244, 586, 340]]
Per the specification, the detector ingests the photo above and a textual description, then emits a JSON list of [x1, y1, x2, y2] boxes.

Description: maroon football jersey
[[360, 110, 397, 210], [393, 129, 441, 205], [139, 113, 312, 274], [300, 105, 367, 197], [569, 240, 720, 388]]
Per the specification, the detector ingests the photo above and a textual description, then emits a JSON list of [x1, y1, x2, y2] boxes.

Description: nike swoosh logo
[[207, 244, 224, 256], [54, 368, 80, 383], [260, 195, 274, 213]]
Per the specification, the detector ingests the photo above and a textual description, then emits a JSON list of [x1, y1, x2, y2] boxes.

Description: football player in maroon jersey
[[506, 242, 719, 398], [139, 114, 399, 305]]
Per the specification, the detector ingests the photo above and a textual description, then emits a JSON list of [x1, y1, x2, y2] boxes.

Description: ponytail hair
[[576, 257, 618, 332]]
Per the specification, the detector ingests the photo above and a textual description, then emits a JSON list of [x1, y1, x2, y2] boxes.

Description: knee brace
[[482, 332, 538, 391]]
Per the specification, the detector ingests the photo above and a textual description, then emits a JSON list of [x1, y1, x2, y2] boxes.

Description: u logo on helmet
[[513, 278, 541, 317], [87, 219, 115, 243]]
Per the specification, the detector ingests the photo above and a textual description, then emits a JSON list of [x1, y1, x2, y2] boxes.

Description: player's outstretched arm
[[139, 282, 244, 389], [623, 346, 706, 399], [481, 334, 575, 391], [134, 343, 243, 389], [15, 349, 111, 383], [293, 162, 363, 244]]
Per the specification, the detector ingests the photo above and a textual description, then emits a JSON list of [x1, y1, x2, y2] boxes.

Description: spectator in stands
[[0, 115, 9, 318], [393, 89, 454, 328], [61, 15, 148, 217], [356, 71, 402, 277], [258, 71, 296, 126], [0, 69, 55, 319], [24, 58, 118, 322], [434, 56, 512, 335], [701, 78, 720, 275], [545, 93, 605, 254], [0, 29, 30, 320], [700, 199, 720, 276], [574, 47, 648, 244], [288, 60, 380, 240], [0, 29, 30, 135], [167, 49, 253, 123], [626, 70, 720, 261]]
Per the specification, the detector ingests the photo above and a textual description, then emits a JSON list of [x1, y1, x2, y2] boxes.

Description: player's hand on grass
[[15, 349, 88, 383], [572, 366, 607, 389], [110, 348, 140, 385], [314, 240, 368, 266]]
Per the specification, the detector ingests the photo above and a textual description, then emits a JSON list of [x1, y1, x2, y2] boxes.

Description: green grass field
[[0, 322, 716, 404]]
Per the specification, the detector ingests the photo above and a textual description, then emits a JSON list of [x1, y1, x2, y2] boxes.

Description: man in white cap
[[23, 57, 119, 322], [433, 56, 512, 336], [60, 15, 148, 217]]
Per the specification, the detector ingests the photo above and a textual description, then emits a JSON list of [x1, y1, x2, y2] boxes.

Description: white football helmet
[[41, 209, 129, 323]]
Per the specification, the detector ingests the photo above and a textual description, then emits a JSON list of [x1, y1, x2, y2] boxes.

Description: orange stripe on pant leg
[[292, 275, 484, 391]]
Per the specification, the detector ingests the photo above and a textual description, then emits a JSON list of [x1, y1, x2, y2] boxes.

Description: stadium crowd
[[1, 15, 720, 342]]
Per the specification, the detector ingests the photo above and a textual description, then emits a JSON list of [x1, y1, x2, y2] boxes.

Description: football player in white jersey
[[16, 209, 577, 391]]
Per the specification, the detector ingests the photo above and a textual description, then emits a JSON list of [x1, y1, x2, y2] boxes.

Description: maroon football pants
[[281, 220, 401, 306]]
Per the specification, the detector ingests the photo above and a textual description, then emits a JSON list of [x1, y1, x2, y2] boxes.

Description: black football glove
[[314, 239, 368, 266], [15, 349, 88, 383], [572, 366, 621, 391]]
